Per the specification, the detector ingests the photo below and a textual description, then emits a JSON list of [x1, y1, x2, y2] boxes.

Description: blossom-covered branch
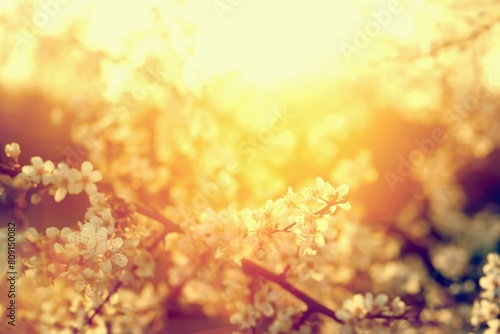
[[241, 258, 340, 321], [241, 259, 407, 326]]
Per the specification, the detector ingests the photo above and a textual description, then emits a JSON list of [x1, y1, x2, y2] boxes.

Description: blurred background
[[1, 0, 500, 332]]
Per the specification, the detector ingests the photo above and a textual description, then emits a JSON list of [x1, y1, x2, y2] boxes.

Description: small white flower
[[329, 184, 351, 213], [390, 297, 406, 316], [21, 156, 55, 185], [274, 187, 299, 216], [50, 162, 71, 202], [67, 161, 102, 195], [293, 205, 329, 256], [336, 293, 397, 323], [80, 222, 108, 259], [74, 268, 105, 299], [4, 142, 21, 159], [99, 237, 128, 274], [301, 177, 334, 203]]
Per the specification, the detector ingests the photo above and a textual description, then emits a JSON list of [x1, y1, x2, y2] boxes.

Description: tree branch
[[241, 259, 408, 326], [241, 259, 341, 322], [77, 197, 183, 333], [76, 282, 123, 334], [429, 16, 500, 57], [0, 162, 20, 177], [132, 201, 183, 235]]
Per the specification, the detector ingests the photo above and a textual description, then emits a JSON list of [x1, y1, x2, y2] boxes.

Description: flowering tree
[[1, 1, 500, 333], [0, 145, 410, 333]]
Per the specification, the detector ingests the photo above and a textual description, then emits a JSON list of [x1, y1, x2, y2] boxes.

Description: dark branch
[[132, 201, 183, 235], [241, 258, 341, 322], [76, 282, 123, 334], [0, 162, 20, 177], [241, 259, 408, 326]]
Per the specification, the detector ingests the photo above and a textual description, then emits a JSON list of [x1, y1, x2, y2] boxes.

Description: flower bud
[[4, 142, 21, 159]]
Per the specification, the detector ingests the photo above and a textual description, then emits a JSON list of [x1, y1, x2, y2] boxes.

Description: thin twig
[[428, 16, 500, 57], [76, 282, 123, 333]]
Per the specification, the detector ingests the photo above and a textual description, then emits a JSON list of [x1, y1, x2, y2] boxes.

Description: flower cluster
[[21, 209, 129, 301], [471, 253, 500, 333], [21, 154, 102, 202], [335, 293, 406, 323], [5, 144, 139, 303], [244, 177, 351, 257], [2, 142, 408, 334]]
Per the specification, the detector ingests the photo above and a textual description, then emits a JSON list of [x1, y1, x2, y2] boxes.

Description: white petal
[[61, 227, 72, 239], [57, 162, 69, 172], [364, 293, 374, 311], [299, 246, 308, 257], [112, 253, 128, 267], [85, 285, 96, 298], [90, 216, 103, 226], [84, 182, 97, 195], [100, 260, 112, 274], [68, 182, 83, 195], [24, 228, 40, 242], [90, 170, 102, 183], [95, 283, 104, 296], [21, 166, 35, 177], [316, 218, 329, 232], [54, 187, 67, 202], [315, 234, 325, 248], [95, 241, 108, 255], [74, 279, 86, 292], [375, 294, 389, 306], [306, 247, 317, 256], [338, 202, 351, 211], [81, 161, 93, 174], [31, 156, 43, 167], [82, 268, 95, 278], [335, 309, 352, 322], [66, 232, 80, 244], [44, 160, 55, 172], [336, 184, 350, 197], [315, 177, 324, 187], [42, 174, 52, 186], [54, 243, 64, 253], [111, 237, 123, 251], [96, 227, 108, 241], [46, 227, 60, 240], [81, 223, 96, 233], [67, 169, 82, 182]]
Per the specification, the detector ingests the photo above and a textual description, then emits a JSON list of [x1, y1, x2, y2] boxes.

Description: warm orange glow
[[2, 1, 500, 333]]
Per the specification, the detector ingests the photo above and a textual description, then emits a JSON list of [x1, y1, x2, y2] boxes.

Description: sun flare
[[2, 0, 500, 333]]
